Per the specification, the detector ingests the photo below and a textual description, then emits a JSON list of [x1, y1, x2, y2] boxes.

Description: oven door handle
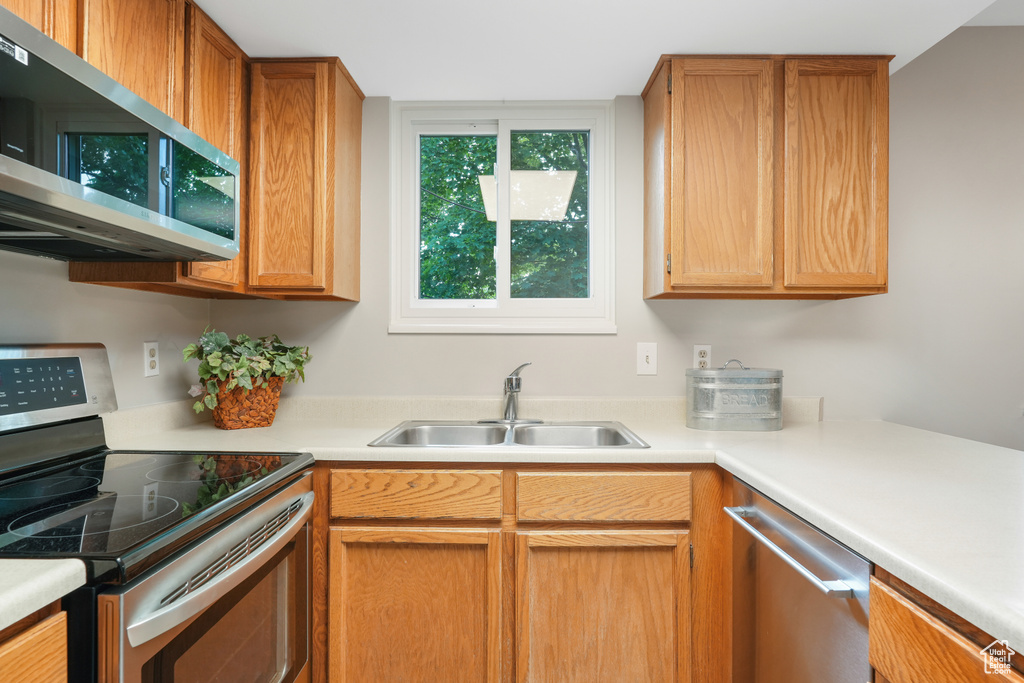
[[125, 490, 314, 647]]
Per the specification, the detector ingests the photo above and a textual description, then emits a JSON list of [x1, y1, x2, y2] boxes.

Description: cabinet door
[[181, 3, 248, 288], [0, 611, 67, 682], [870, 578, 1024, 682], [0, 0, 79, 53], [516, 530, 691, 682], [249, 60, 329, 291], [668, 58, 774, 288], [81, 0, 185, 120], [783, 58, 888, 288], [329, 527, 502, 682]]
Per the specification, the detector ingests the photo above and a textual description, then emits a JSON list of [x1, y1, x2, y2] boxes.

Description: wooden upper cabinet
[[0, 0, 79, 53], [180, 1, 248, 290], [646, 58, 774, 293], [80, 0, 185, 120], [68, 1, 253, 296], [643, 55, 890, 299], [784, 58, 889, 289], [248, 58, 362, 300]]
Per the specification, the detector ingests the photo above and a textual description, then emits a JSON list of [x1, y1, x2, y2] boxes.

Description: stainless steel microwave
[[0, 6, 239, 262]]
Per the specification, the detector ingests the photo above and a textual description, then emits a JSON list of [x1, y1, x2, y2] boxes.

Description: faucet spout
[[503, 362, 532, 422]]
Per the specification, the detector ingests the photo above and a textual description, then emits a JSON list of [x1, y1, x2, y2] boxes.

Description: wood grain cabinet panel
[[663, 59, 774, 290], [643, 54, 890, 299], [330, 469, 503, 520], [870, 577, 1024, 682], [316, 465, 714, 683], [0, 611, 67, 683], [179, 1, 248, 290], [516, 471, 691, 522], [328, 527, 502, 682], [249, 58, 362, 300], [784, 58, 889, 288], [68, 2, 253, 297], [0, 0, 79, 53], [80, 0, 185, 120], [516, 530, 691, 682]]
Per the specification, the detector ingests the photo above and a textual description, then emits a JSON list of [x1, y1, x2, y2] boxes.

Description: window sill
[[388, 318, 617, 335]]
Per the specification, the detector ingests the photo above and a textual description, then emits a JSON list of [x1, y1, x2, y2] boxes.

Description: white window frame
[[390, 101, 615, 334]]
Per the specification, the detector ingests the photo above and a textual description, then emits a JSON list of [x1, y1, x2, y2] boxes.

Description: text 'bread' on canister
[[685, 360, 782, 431]]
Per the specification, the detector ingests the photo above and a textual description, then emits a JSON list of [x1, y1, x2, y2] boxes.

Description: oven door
[[96, 475, 313, 683]]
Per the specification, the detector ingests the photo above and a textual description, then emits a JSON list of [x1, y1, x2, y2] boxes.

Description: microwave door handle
[[125, 490, 314, 647], [724, 505, 855, 599]]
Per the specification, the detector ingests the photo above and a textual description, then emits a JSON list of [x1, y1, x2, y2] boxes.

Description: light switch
[[637, 342, 657, 375]]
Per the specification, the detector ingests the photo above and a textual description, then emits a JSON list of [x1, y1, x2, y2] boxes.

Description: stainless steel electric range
[[0, 344, 314, 683]]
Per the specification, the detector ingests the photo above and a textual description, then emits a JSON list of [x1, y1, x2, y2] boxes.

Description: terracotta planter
[[211, 376, 284, 430]]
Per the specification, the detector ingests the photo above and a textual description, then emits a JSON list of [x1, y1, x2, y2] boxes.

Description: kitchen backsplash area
[[0, 27, 1021, 450]]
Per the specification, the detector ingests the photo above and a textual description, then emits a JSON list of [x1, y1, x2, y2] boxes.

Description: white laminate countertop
[[0, 560, 85, 631], [4, 395, 1022, 655]]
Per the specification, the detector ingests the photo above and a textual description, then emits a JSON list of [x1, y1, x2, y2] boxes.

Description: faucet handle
[[505, 362, 531, 393]]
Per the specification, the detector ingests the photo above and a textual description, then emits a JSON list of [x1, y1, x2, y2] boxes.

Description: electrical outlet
[[637, 342, 658, 375], [693, 344, 711, 369], [143, 341, 159, 377], [142, 482, 159, 520]]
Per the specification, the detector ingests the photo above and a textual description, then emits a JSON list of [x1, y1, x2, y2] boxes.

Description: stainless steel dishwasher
[[727, 479, 871, 683]]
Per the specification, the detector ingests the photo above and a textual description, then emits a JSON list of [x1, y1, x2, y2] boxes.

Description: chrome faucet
[[502, 362, 534, 423]]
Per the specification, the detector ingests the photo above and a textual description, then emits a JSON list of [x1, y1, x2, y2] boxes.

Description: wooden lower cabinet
[[870, 575, 1024, 682], [0, 610, 67, 683], [317, 465, 723, 683], [328, 527, 502, 682], [516, 530, 690, 682]]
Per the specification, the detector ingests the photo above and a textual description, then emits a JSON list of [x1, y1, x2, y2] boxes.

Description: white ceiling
[[198, 0, 1010, 100]]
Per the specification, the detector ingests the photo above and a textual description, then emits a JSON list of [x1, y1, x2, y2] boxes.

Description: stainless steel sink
[[510, 423, 639, 447], [368, 423, 508, 446], [368, 420, 649, 448]]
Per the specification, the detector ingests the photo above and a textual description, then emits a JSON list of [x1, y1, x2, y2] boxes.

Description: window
[[391, 102, 614, 333]]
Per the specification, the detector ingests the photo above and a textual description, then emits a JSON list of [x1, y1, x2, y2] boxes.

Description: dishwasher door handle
[[724, 505, 856, 599]]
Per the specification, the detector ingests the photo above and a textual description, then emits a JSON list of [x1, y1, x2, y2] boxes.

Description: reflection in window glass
[[418, 134, 497, 300], [171, 143, 235, 240], [510, 131, 589, 299], [66, 133, 149, 208]]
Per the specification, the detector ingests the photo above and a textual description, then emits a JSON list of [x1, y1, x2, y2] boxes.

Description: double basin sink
[[369, 420, 649, 449]]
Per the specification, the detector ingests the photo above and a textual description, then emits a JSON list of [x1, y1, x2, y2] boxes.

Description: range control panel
[[0, 357, 87, 416]]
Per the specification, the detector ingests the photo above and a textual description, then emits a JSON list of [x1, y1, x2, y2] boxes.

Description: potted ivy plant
[[183, 329, 311, 429]]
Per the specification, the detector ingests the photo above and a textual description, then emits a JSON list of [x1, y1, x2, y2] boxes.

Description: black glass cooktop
[[0, 450, 311, 582]]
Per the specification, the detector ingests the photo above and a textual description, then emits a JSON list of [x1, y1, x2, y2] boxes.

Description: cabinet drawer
[[330, 470, 502, 520], [870, 578, 1023, 682], [516, 472, 691, 522]]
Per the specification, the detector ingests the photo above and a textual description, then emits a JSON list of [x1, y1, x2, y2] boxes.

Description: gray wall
[[212, 26, 1024, 449], [0, 254, 211, 408], [1, 26, 1021, 449]]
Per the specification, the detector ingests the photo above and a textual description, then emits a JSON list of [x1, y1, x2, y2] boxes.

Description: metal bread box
[[686, 360, 783, 431]]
